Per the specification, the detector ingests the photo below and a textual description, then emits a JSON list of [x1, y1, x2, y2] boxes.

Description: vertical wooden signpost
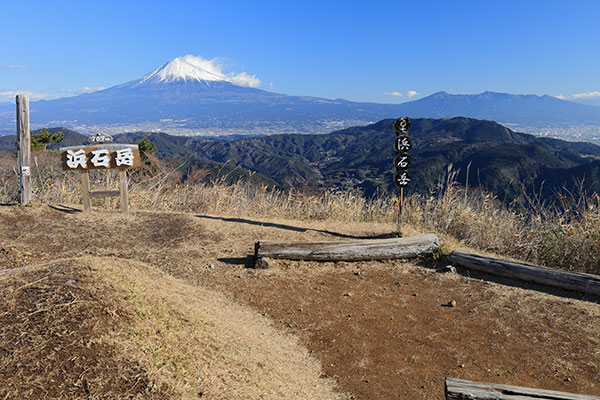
[[16, 95, 32, 205], [393, 117, 412, 225], [60, 132, 140, 213]]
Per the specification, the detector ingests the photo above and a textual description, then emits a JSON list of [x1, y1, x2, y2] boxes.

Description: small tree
[[136, 137, 157, 165], [31, 128, 64, 151]]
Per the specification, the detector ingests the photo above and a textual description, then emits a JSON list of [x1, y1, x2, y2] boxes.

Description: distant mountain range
[[3, 117, 600, 205], [1, 56, 600, 137]]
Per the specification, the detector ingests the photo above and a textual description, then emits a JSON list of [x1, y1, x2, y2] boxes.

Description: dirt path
[[1, 206, 599, 399]]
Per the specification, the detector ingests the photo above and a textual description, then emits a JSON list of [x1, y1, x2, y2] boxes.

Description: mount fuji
[[0, 56, 405, 136], [1, 55, 600, 137]]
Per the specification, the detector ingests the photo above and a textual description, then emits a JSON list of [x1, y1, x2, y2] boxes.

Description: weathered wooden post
[[393, 117, 412, 225], [16, 95, 32, 205]]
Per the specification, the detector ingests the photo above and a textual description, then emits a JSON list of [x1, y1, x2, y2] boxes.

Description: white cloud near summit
[[154, 55, 261, 87]]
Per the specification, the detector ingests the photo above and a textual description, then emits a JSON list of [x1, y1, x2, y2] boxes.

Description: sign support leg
[[81, 171, 92, 212], [119, 170, 128, 214]]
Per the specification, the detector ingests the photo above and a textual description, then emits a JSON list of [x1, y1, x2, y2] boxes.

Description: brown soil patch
[[0, 260, 167, 399], [1, 206, 599, 399]]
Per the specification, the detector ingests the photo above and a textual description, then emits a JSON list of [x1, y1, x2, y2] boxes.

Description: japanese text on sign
[[59, 144, 141, 171], [393, 117, 411, 135], [393, 117, 412, 188], [394, 171, 411, 187], [394, 136, 412, 153]]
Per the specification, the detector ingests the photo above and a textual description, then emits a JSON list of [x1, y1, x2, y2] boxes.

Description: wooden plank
[[119, 170, 128, 213], [80, 171, 91, 212], [254, 233, 438, 265], [16, 95, 31, 205], [445, 378, 600, 400], [448, 251, 600, 296], [89, 190, 120, 199]]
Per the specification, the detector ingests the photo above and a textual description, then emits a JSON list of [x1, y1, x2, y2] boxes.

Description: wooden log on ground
[[253, 233, 438, 268], [448, 251, 600, 296], [445, 378, 600, 400]]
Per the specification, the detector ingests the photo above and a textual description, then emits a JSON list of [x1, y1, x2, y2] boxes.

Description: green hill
[[3, 118, 600, 204]]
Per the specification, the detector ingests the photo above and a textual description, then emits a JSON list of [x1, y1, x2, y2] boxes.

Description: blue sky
[[1, 0, 599, 104]]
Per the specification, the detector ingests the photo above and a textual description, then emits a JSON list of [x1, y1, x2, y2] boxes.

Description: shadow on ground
[[218, 256, 255, 268], [196, 215, 400, 240], [48, 204, 82, 214]]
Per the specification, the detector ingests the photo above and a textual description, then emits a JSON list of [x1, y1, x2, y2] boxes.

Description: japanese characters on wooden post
[[59, 133, 140, 213], [393, 117, 411, 222]]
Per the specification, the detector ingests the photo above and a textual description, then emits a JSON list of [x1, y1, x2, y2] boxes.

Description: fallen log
[[448, 251, 600, 296], [445, 378, 600, 400], [253, 233, 439, 268]]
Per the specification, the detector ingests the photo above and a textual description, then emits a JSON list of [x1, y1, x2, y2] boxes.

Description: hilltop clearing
[[1, 206, 599, 399]]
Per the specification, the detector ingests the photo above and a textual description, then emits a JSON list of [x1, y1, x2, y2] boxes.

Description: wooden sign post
[[16, 95, 32, 205], [59, 140, 141, 213], [393, 117, 412, 225]]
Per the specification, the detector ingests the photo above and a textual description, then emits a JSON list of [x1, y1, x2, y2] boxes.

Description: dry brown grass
[[100, 256, 344, 399], [0, 260, 168, 399], [0, 255, 344, 399], [1, 151, 599, 273], [405, 175, 600, 274]]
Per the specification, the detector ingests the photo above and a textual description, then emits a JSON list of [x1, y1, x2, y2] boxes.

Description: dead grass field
[[1, 205, 599, 399]]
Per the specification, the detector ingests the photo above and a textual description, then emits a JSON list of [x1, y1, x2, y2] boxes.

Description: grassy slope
[[0, 247, 343, 399]]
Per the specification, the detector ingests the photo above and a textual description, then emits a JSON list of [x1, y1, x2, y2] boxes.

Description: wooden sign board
[[394, 154, 410, 170], [394, 135, 412, 153], [393, 117, 412, 223], [59, 144, 140, 171], [394, 171, 411, 187], [59, 144, 140, 213], [393, 117, 411, 135]]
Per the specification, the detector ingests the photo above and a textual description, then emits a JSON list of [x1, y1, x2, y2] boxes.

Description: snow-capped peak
[[137, 55, 261, 87]]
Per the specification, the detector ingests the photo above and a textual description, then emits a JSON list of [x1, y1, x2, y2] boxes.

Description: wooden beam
[[119, 170, 128, 214], [253, 233, 438, 267], [448, 251, 600, 296], [89, 190, 120, 199], [80, 171, 91, 212], [445, 378, 600, 400], [16, 95, 31, 205]]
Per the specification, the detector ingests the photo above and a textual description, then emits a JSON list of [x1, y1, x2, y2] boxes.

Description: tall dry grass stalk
[[404, 169, 600, 274], [1, 151, 598, 274]]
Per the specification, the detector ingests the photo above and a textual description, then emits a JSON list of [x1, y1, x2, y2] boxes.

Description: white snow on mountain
[[136, 55, 261, 87]]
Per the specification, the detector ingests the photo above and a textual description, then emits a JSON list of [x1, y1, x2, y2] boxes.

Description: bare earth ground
[[1, 205, 599, 399]]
